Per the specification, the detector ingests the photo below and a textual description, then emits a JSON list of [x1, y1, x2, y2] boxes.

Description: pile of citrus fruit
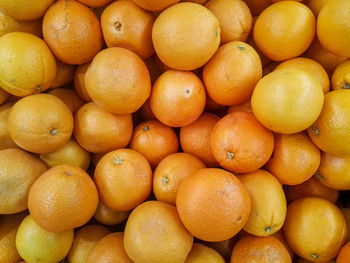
[[1, 0, 350, 262]]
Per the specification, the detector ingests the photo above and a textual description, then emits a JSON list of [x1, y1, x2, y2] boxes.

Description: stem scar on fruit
[[311, 253, 318, 259], [227, 152, 235, 159], [312, 127, 320, 135], [162, 177, 169, 184], [143, 125, 149, 131], [114, 157, 122, 164], [264, 226, 272, 232], [50, 128, 58, 135], [344, 83, 350, 89], [114, 21, 122, 31]]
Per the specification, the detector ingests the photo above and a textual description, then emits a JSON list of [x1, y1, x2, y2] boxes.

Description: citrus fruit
[[48, 88, 84, 114], [203, 41, 262, 106], [153, 153, 205, 205], [93, 201, 130, 226], [152, 2, 220, 70], [251, 68, 324, 134], [28, 165, 99, 232], [78, 0, 113, 7], [185, 243, 225, 263], [0, 11, 42, 37], [210, 112, 274, 173], [0, 102, 17, 150], [124, 201, 193, 263], [74, 62, 92, 102], [74, 102, 133, 153], [50, 61, 76, 89], [131, 0, 180, 11], [0, 0, 54, 20], [8, 94, 74, 154], [94, 149, 152, 211], [227, 101, 252, 114], [244, 0, 271, 15], [85, 47, 151, 114], [0, 32, 56, 97], [337, 242, 350, 263], [331, 60, 350, 90], [0, 148, 46, 214], [305, 0, 329, 16], [176, 168, 251, 242]]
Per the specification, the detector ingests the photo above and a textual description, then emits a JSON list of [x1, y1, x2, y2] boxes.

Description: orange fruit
[[74, 102, 133, 153], [87, 232, 132, 263], [8, 94, 74, 154], [244, 0, 271, 16], [91, 152, 106, 167], [0, 211, 27, 263], [341, 208, 350, 241], [85, 47, 151, 114], [93, 201, 130, 226], [77, 0, 113, 7], [183, 0, 208, 3], [0, 11, 42, 37], [16, 215, 74, 263], [337, 242, 350, 263], [0, 88, 8, 105], [129, 120, 179, 168], [266, 132, 320, 185], [101, 0, 155, 59], [0, 148, 46, 214], [203, 41, 262, 106], [67, 224, 110, 263], [48, 88, 84, 114], [316, 152, 350, 190], [180, 113, 220, 167], [205, 0, 253, 43], [0, 102, 17, 150], [304, 39, 346, 75], [152, 2, 220, 70], [237, 169, 287, 236], [305, 0, 329, 16], [308, 89, 350, 157], [283, 197, 348, 262], [205, 95, 228, 115], [0, 0, 54, 20], [251, 68, 324, 134], [176, 168, 251, 242], [74, 62, 92, 102], [124, 201, 193, 263], [43, 0, 103, 65], [94, 149, 152, 211], [153, 153, 205, 205], [275, 57, 330, 93], [272, 230, 294, 259], [317, 0, 350, 58], [0, 32, 56, 97], [246, 25, 272, 68], [202, 237, 238, 261], [331, 60, 350, 90], [149, 70, 206, 127], [284, 176, 339, 204], [210, 112, 274, 173], [51, 60, 76, 89], [230, 235, 292, 263], [144, 56, 162, 85], [253, 1, 315, 61], [39, 137, 91, 171], [139, 99, 157, 121], [131, 0, 180, 11], [185, 243, 225, 263], [227, 101, 252, 114], [28, 165, 99, 232]]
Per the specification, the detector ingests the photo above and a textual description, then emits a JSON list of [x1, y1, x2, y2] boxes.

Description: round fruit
[[0, 148, 46, 214], [129, 120, 179, 168], [0, 88, 8, 105], [0, 11, 42, 37], [16, 215, 74, 263], [43, 0, 103, 65], [94, 149, 152, 211], [0, 0, 54, 20], [50, 61, 76, 89], [205, 0, 253, 43], [124, 201, 193, 263], [49, 88, 84, 114], [131, 0, 180, 11], [210, 112, 274, 173], [275, 57, 330, 93], [28, 165, 99, 232], [251, 68, 324, 134], [67, 224, 110, 263], [74, 62, 92, 102], [39, 138, 91, 170], [152, 2, 220, 70], [305, 0, 329, 16], [87, 232, 132, 263], [317, 0, 350, 58], [253, 1, 315, 61], [227, 101, 252, 114], [101, 0, 155, 59], [0, 103, 17, 150], [153, 153, 206, 205], [176, 168, 251, 242], [8, 94, 74, 154], [85, 47, 151, 114], [93, 201, 130, 226], [0, 32, 56, 97], [308, 89, 350, 157], [337, 242, 350, 263], [283, 197, 348, 262], [331, 60, 350, 90], [230, 235, 292, 263], [244, 0, 271, 15], [266, 132, 320, 185], [238, 169, 287, 236], [77, 0, 113, 7], [180, 113, 220, 167], [203, 41, 262, 106], [74, 102, 133, 153], [149, 70, 206, 127], [185, 243, 225, 263]]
